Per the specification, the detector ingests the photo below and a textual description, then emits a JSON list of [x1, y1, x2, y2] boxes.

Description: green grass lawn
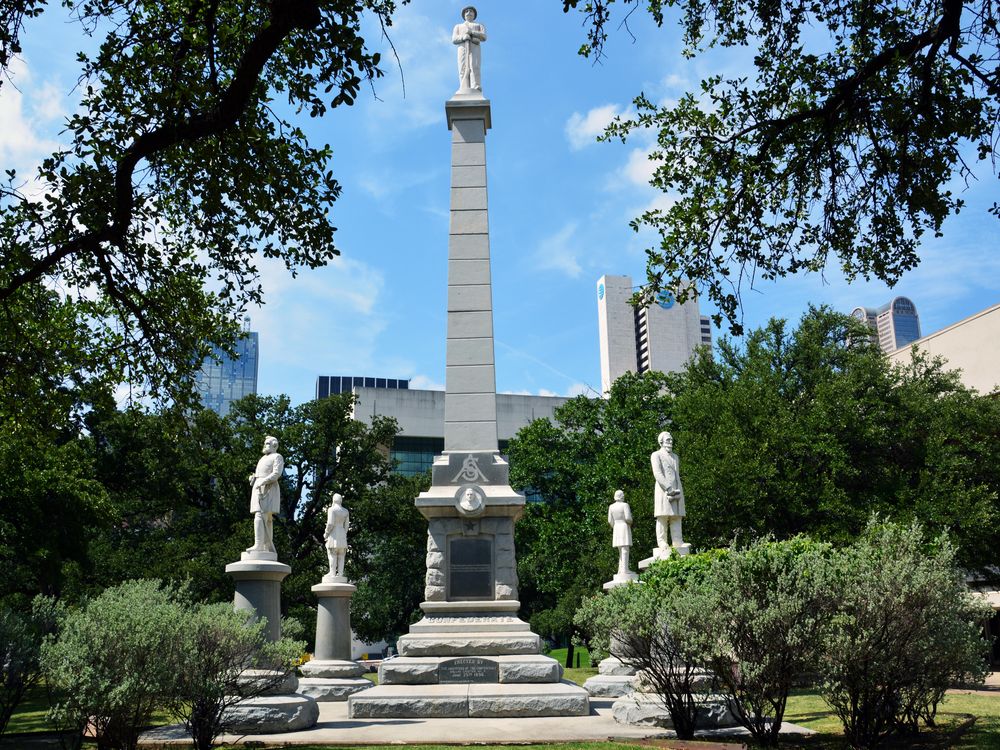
[[548, 646, 592, 669], [779, 688, 1000, 748]]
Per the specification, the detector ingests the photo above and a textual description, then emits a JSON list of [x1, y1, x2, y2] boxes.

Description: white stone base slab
[[349, 681, 589, 719], [379, 654, 562, 685], [598, 656, 637, 676], [612, 692, 738, 729], [603, 572, 639, 590], [300, 658, 365, 679], [222, 693, 319, 734], [583, 673, 637, 697], [396, 632, 540, 657], [297, 676, 372, 702]]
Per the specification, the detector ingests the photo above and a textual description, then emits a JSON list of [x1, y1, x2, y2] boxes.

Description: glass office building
[[194, 332, 259, 417], [851, 297, 921, 354]]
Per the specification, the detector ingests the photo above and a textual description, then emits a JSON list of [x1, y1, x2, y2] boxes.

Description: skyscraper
[[597, 274, 712, 393], [850, 296, 921, 354], [194, 328, 259, 417]]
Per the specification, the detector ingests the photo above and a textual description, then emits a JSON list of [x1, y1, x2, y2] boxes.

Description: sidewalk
[[140, 699, 811, 747]]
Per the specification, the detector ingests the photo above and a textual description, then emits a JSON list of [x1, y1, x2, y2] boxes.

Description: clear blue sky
[[5, 1, 999, 406]]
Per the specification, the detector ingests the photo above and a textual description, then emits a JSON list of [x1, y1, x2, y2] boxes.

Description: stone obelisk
[[348, 7, 588, 719]]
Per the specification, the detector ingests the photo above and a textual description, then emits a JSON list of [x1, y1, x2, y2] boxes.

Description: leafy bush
[[172, 603, 303, 750], [41, 580, 190, 750], [820, 520, 990, 749], [575, 553, 721, 739], [687, 537, 835, 746], [0, 596, 63, 738]]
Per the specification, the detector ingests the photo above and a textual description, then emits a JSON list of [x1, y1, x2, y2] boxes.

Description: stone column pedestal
[[225, 554, 291, 642], [298, 579, 371, 702], [638, 543, 692, 570], [222, 553, 319, 731]]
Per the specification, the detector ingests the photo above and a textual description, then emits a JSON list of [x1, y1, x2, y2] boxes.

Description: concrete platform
[[349, 680, 590, 718], [140, 697, 814, 746]]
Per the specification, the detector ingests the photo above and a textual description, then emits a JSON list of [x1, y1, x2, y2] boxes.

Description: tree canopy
[[562, 0, 1000, 332], [510, 306, 1000, 609], [1, 0, 403, 416]]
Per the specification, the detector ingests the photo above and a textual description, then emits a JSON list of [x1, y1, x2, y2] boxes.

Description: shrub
[[687, 537, 835, 746], [820, 520, 991, 749], [172, 603, 303, 750], [0, 596, 63, 738], [41, 580, 189, 750], [575, 553, 720, 740]]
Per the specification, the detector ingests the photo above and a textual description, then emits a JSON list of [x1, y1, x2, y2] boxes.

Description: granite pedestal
[[299, 578, 370, 701], [224, 550, 319, 731]]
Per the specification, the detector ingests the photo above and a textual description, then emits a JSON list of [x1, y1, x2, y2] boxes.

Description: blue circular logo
[[598, 283, 605, 301], [656, 290, 675, 309]]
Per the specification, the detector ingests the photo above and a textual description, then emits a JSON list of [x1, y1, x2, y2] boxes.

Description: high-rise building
[[851, 296, 921, 354], [194, 329, 259, 417], [596, 274, 712, 393]]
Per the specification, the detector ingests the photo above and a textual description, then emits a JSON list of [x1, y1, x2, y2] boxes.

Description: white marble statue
[[247, 436, 283, 554], [453, 6, 486, 92], [608, 489, 634, 577], [325, 493, 350, 580], [651, 431, 688, 556]]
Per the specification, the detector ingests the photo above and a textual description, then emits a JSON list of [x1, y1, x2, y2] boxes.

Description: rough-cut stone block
[[297, 677, 371, 701], [452, 165, 487, 188], [349, 685, 469, 718], [451, 142, 486, 167], [444, 421, 498, 453], [497, 656, 562, 683], [237, 669, 297, 696], [426, 550, 445, 569], [599, 656, 637, 676], [448, 258, 491, 286], [449, 233, 490, 260], [222, 694, 319, 734], [444, 393, 497, 423], [299, 659, 365, 679], [467, 682, 589, 718], [379, 659, 441, 685], [445, 337, 494, 366], [450, 209, 489, 235], [447, 310, 493, 340], [397, 633, 540, 657], [583, 673, 637, 697], [452, 118, 486, 144], [448, 284, 492, 313], [611, 692, 739, 729]]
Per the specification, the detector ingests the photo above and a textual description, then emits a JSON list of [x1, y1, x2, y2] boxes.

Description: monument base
[[222, 672, 319, 733], [603, 572, 639, 590], [297, 676, 371, 702], [350, 681, 589, 718], [584, 654, 638, 698], [612, 692, 739, 729], [639, 543, 692, 570], [380, 654, 562, 685]]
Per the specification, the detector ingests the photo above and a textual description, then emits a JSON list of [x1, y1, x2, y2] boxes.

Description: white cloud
[[621, 146, 661, 187], [250, 255, 387, 380], [409, 374, 445, 391], [361, 6, 455, 132], [564, 103, 630, 151], [0, 57, 65, 181], [533, 222, 583, 278]]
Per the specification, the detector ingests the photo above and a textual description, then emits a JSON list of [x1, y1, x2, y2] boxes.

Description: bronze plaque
[[438, 657, 499, 684]]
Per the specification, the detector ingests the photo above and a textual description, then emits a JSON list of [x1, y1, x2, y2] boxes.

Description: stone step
[[380, 654, 563, 685], [397, 631, 540, 657], [348, 681, 590, 719], [297, 676, 372, 702]]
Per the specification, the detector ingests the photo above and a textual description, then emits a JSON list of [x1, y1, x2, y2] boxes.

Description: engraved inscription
[[438, 657, 499, 684], [449, 536, 493, 599]]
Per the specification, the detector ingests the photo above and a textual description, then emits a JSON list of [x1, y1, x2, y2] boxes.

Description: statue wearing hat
[[452, 6, 487, 93]]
